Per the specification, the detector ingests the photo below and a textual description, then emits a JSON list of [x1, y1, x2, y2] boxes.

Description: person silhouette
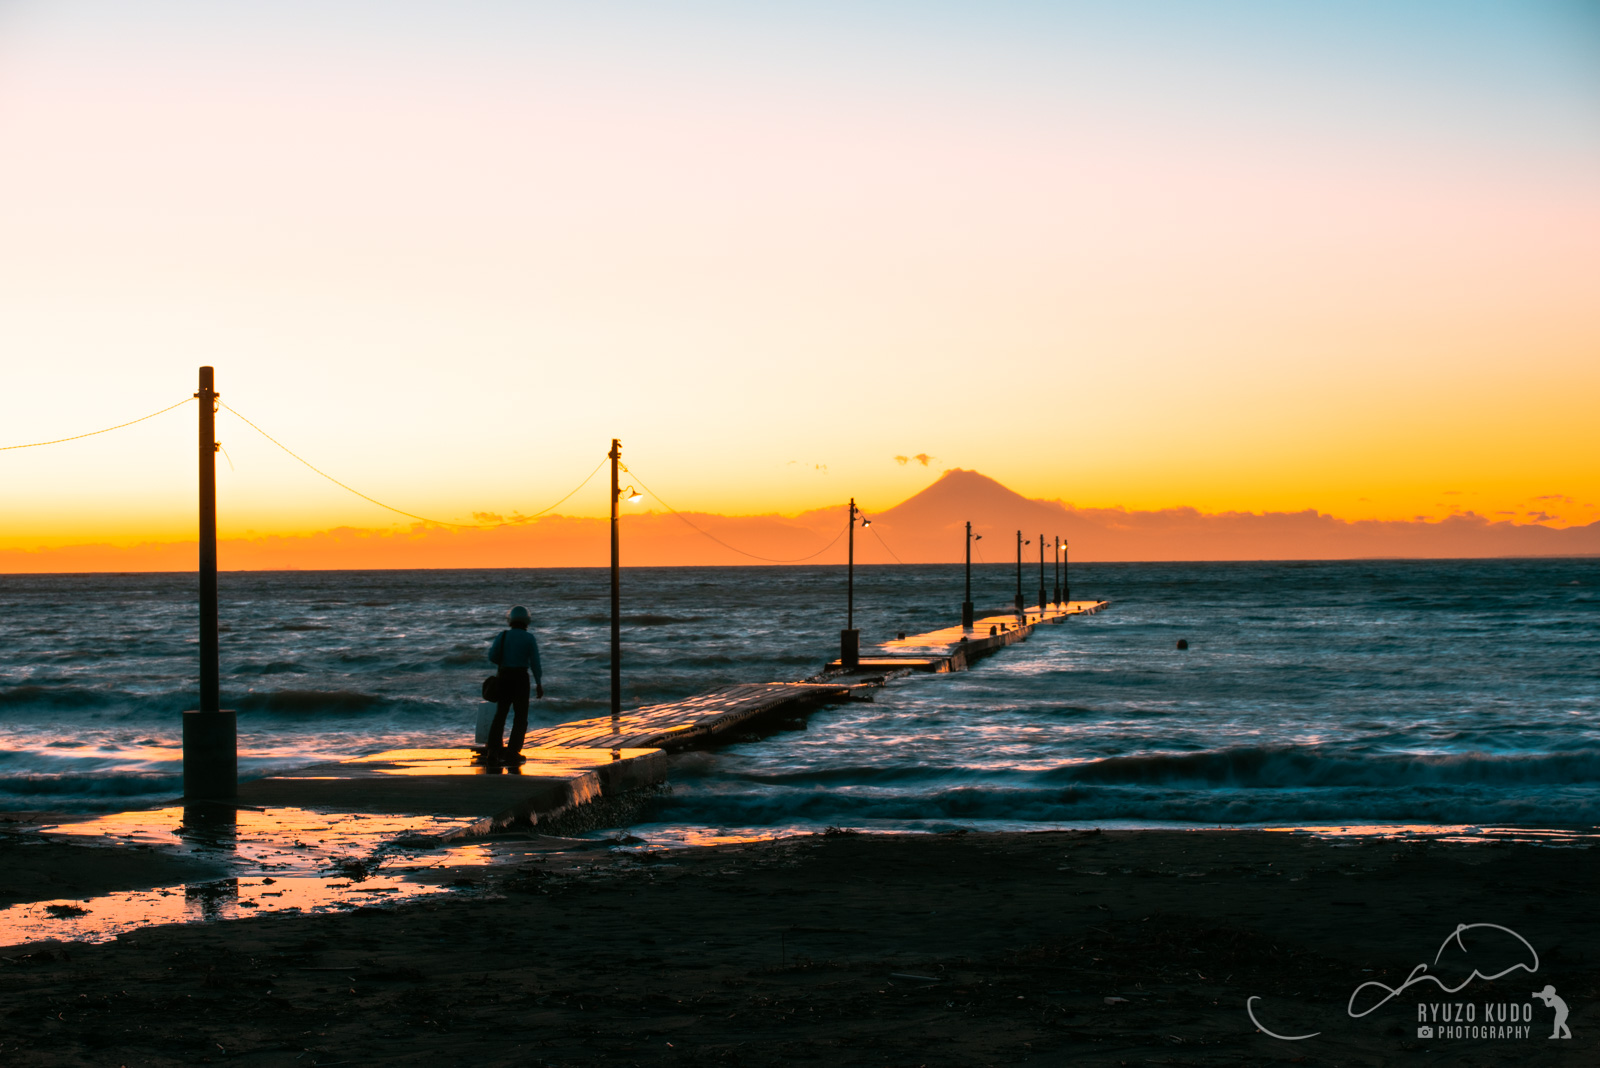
[[1533, 985, 1571, 1039], [485, 605, 544, 763]]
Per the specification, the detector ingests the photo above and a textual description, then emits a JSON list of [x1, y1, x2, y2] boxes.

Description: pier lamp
[[1063, 539, 1070, 605], [185, 365, 236, 802], [1014, 531, 1028, 617], [1038, 533, 1047, 620], [1053, 536, 1062, 607], [962, 523, 982, 630], [842, 498, 871, 669], [607, 441, 642, 728]]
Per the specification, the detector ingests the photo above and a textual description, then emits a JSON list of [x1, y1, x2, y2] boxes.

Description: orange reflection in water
[[345, 747, 658, 777], [1262, 823, 1600, 845], [0, 805, 512, 948], [0, 876, 453, 948]]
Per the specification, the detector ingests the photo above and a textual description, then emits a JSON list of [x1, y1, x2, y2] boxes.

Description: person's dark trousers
[[487, 667, 531, 754]]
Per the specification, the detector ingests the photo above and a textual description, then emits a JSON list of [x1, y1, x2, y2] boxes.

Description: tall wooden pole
[[847, 498, 855, 630], [961, 521, 974, 630], [184, 366, 235, 800], [610, 438, 621, 724], [198, 368, 219, 714], [1038, 533, 1047, 616], [1014, 530, 1023, 616], [1053, 535, 1061, 606], [841, 499, 859, 668], [1063, 539, 1070, 605]]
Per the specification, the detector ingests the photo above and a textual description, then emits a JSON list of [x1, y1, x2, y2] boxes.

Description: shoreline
[[2, 827, 1595, 1065]]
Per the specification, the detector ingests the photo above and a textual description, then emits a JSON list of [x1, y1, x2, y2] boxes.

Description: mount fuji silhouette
[[874, 468, 1069, 533], [795, 468, 1598, 565]]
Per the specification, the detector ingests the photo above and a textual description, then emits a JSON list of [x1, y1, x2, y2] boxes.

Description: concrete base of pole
[[840, 629, 860, 669], [183, 710, 237, 800], [961, 601, 974, 630]]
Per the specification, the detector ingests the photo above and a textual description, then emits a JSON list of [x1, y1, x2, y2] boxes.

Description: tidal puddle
[[1263, 823, 1600, 846], [0, 805, 500, 947]]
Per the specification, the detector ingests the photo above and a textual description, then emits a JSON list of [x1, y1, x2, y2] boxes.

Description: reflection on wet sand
[[7, 808, 1596, 949], [1264, 823, 1600, 846], [0, 805, 494, 947], [1, 875, 452, 947]]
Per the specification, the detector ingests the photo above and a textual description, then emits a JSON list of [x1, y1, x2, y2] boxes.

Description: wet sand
[[0, 815, 225, 908], [1, 829, 1596, 1066]]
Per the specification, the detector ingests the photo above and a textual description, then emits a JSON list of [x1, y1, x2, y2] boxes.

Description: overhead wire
[[1, 397, 193, 451], [866, 522, 905, 564], [6, 395, 903, 562], [623, 465, 849, 563], [221, 402, 607, 528]]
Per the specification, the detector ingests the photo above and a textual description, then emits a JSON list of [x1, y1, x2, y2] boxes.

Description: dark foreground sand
[[2, 829, 1596, 1067]]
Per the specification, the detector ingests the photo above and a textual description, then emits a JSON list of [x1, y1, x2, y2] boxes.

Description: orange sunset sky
[[2, 2, 1598, 568]]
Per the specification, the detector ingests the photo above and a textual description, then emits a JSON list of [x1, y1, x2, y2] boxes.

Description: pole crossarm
[[1, 397, 193, 450]]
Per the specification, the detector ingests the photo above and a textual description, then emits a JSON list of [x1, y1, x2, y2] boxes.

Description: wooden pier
[[517, 681, 858, 752], [238, 599, 1108, 835], [827, 599, 1110, 673], [237, 682, 861, 835]]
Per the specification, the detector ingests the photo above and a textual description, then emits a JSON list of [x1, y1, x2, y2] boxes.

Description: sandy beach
[[2, 827, 1595, 1066]]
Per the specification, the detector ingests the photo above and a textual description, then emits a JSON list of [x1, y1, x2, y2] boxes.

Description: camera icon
[[1416, 1026, 1433, 1039]]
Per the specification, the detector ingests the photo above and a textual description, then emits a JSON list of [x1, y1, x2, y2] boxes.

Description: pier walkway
[[238, 600, 1109, 835], [829, 599, 1111, 673]]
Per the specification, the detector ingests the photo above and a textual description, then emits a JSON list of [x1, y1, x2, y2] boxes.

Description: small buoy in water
[[1176, 639, 1189, 650], [897, 632, 906, 640]]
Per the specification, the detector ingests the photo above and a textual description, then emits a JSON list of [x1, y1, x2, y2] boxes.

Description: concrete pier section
[[827, 599, 1110, 673], [237, 746, 667, 836], [237, 681, 864, 835], [237, 602, 1106, 837]]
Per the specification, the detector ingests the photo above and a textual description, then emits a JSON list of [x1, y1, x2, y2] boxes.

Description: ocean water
[[1, 560, 1596, 835]]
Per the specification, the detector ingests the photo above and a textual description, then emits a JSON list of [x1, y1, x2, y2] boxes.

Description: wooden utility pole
[[1063, 539, 1070, 605], [962, 521, 975, 630], [1038, 533, 1047, 616], [841, 498, 860, 668], [1053, 535, 1061, 606], [610, 438, 622, 724], [1014, 531, 1024, 617], [184, 366, 235, 800]]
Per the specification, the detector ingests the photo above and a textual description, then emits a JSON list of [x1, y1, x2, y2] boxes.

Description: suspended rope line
[[221, 402, 607, 528], [625, 466, 849, 563], [867, 522, 905, 564], [1, 397, 193, 451]]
